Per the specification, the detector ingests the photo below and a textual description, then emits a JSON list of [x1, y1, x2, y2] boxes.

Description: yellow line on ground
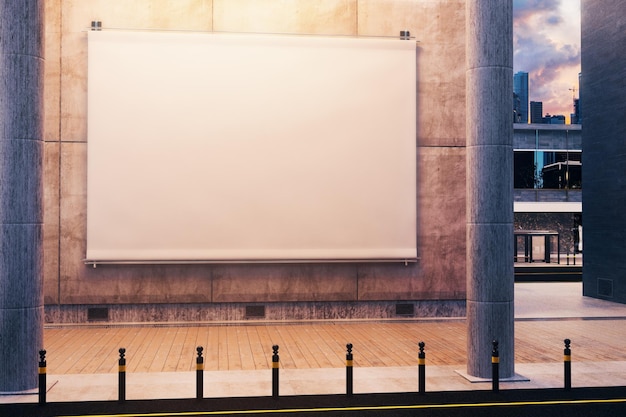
[[57, 397, 626, 417], [514, 272, 582, 275]]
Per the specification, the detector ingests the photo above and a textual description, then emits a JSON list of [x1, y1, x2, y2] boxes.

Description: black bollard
[[491, 340, 499, 393], [272, 345, 279, 398], [564, 339, 572, 390], [196, 346, 204, 399], [38, 350, 47, 405], [418, 341, 426, 394], [346, 343, 353, 397], [118, 348, 126, 402]]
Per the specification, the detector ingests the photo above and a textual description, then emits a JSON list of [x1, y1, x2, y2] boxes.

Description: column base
[[466, 299, 515, 379]]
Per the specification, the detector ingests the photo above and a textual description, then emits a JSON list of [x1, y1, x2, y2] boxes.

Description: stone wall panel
[[43, 0, 468, 317]]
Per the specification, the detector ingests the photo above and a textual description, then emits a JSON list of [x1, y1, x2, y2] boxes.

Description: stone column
[[0, 0, 45, 392], [465, 0, 514, 379]]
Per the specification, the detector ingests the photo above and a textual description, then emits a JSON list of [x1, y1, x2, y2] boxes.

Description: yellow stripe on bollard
[[119, 365, 126, 372], [491, 357, 499, 364], [564, 355, 571, 362], [39, 367, 46, 375], [197, 363, 204, 371], [346, 360, 353, 367], [272, 361, 279, 369], [418, 358, 425, 366]]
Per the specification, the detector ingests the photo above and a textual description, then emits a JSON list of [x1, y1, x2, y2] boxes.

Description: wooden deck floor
[[42, 320, 626, 375]]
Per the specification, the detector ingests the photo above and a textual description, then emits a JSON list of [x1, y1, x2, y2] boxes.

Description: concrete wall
[[43, 0, 467, 322], [581, 0, 626, 303], [513, 124, 582, 151]]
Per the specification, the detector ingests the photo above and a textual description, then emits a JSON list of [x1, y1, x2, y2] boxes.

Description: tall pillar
[[0, 0, 45, 392], [465, 1, 514, 379]]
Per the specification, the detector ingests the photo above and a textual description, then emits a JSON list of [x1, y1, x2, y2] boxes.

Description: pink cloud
[[513, 0, 581, 117]]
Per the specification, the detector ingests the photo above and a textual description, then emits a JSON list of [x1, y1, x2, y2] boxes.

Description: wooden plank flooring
[[42, 320, 626, 375]]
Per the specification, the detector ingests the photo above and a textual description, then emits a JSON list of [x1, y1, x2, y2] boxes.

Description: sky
[[513, 0, 581, 121]]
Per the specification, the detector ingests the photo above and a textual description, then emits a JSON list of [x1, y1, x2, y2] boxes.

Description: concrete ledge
[[455, 370, 530, 383], [44, 300, 466, 324]]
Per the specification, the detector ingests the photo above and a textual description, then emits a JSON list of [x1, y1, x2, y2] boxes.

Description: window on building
[[514, 150, 582, 189]]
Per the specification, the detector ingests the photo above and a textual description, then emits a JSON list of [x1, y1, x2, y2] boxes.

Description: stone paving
[[3, 282, 626, 403]]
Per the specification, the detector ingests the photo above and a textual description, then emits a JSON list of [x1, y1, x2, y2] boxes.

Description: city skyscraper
[[514, 71, 529, 123], [571, 98, 580, 124], [577, 72, 582, 124], [513, 93, 521, 122], [530, 101, 543, 123]]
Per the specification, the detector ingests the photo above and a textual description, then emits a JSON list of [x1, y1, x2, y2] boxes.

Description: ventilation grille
[[597, 278, 614, 298], [395, 303, 415, 316], [245, 305, 266, 319], [87, 307, 109, 321]]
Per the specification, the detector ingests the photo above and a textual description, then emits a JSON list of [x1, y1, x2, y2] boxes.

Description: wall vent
[[245, 305, 266, 319], [395, 303, 415, 316], [597, 278, 614, 298], [87, 307, 109, 321]]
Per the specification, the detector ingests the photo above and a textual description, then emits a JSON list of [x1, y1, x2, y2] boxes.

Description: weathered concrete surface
[[465, 0, 514, 378], [0, 0, 44, 392], [43, 1, 467, 319]]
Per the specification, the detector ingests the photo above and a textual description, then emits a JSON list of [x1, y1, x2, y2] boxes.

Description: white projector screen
[[87, 30, 417, 263]]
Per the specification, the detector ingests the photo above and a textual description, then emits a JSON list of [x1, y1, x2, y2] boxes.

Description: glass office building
[[514, 123, 582, 256], [514, 71, 529, 123]]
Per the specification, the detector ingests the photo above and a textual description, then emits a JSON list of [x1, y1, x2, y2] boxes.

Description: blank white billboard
[[86, 30, 416, 263]]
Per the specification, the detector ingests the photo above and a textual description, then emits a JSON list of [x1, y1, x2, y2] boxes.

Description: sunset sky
[[513, 0, 581, 121]]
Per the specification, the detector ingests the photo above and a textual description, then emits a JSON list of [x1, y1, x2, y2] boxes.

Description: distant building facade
[[543, 114, 566, 124], [514, 123, 582, 256], [530, 101, 543, 124], [571, 98, 581, 124], [513, 93, 522, 122], [514, 71, 529, 123]]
